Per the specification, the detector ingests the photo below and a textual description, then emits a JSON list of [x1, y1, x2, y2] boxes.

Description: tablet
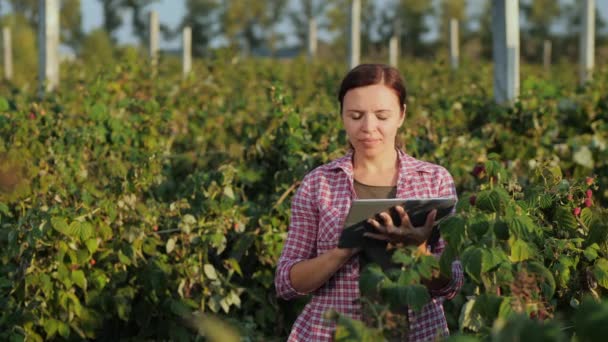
[[338, 197, 457, 248]]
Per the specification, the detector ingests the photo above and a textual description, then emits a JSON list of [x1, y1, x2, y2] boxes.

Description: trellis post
[[38, 0, 60, 94], [492, 0, 520, 104]]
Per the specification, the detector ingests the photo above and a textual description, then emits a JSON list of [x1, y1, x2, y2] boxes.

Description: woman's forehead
[[343, 84, 401, 107]]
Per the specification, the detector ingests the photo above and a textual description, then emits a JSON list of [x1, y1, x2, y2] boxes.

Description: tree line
[[0, 0, 607, 70]]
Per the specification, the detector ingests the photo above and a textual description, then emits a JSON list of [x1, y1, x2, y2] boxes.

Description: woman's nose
[[361, 114, 376, 131]]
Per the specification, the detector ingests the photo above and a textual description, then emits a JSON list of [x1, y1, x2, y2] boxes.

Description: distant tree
[[557, 0, 607, 62], [325, 0, 379, 60], [120, 0, 164, 45], [438, 0, 467, 47], [81, 28, 115, 67], [520, 0, 561, 62], [476, 1, 493, 60], [376, 0, 435, 57], [220, 0, 288, 55], [7, 0, 38, 27], [98, 0, 123, 41], [61, 0, 85, 51], [0, 13, 37, 86], [288, 0, 328, 50], [4, 0, 83, 52], [179, 0, 221, 57]]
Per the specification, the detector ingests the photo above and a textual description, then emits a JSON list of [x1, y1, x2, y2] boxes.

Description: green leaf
[[573, 146, 594, 169], [0, 202, 9, 216], [334, 312, 385, 341], [459, 298, 484, 332], [51, 217, 69, 235], [461, 246, 483, 283], [584, 243, 600, 262], [573, 298, 608, 342], [473, 294, 503, 322], [406, 284, 431, 312], [223, 186, 235, 200], [71, 270, 87, 291], [468, 219, 490, 240], [497, 297, 515, 319], [507, 214, 538, 240], [43, 318, 59, 338], [79, 222, 94, 241], [85, 238, 99, 254], [57, 321, 70, 338], [439, 244, 457, 278], [439, 216, 466, 249], [586, 220, 608, 247], [510, 239, 534, 262], [482, 248, 507, 272], [580, 207, 594, 229], [166, 238, 176, 254], [204, 264, 218, 280], [592, 259, 608, 289], [359, 264, 386, 296], [0, 97, 9, 111], [555, 206, 578, 231], [224, 258, 243, 277], [494, 220, 510, 240], [526, 261, 556, 299], [68, 221, 81, 237], [476, 188, 509, 213], [553, 261, 571, 288], [90, 103, 109, 122]]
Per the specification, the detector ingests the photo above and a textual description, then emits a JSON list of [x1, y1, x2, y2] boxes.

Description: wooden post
[[182, 26, 191, 77], [149, 10, 159, 69], [389, 36, 398, 67], [492, 0, 519, 104], [3, 27, 12, 81], [543, 40, 551, 72], [449, 18, 459, 70], [308, 18, 317, 60], [348, 0, 361, 69], [38, 0, 60, 93], [580, 0, 595, 84]]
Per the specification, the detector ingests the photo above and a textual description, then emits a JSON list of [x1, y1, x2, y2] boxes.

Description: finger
[[367, 218, 386, 234], [363, 232, 390, 241], [397, 206, 414, 230], [379, 212, 394, 228], [425, 209, 437, 229], [395, 206, 408, 226]]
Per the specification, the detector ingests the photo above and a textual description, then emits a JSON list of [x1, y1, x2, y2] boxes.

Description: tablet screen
[[338, 197, 456, 249]]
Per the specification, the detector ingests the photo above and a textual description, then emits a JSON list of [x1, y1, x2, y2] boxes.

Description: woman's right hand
[[290, 247, 361, 294], [334, 247, 362, 260]]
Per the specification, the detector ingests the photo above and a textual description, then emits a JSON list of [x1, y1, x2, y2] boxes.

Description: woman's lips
[[358, 139, 380, 147]]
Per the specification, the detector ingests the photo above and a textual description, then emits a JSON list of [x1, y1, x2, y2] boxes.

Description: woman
[[275, 64, 463, 341]]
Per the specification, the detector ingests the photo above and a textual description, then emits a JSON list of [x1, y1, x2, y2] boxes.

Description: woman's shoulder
[[300, 153, 352, 187], [398, 150, 453, 178]]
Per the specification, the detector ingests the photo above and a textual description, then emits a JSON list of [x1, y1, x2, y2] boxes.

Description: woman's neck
[[352, 148, 399, 186]]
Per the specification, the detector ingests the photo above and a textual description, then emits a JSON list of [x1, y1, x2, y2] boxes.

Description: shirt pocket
[[317, 206, 342, 251]]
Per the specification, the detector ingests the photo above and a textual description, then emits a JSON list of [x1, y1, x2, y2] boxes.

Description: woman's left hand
[[363, 206, 437, 248]]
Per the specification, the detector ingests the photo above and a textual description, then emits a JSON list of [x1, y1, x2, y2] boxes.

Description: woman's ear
[[398, 104, 406, 125]]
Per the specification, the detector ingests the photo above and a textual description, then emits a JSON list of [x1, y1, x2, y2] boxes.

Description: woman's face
[[341, 84, 405, 158]]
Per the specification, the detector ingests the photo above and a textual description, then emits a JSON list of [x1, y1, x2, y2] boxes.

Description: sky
[[80, 0, 608, 49]]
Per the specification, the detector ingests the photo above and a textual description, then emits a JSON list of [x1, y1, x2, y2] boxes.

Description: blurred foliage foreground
[[1, 54, 608, 341]]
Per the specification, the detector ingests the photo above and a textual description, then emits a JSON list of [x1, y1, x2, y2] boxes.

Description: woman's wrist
[[333, 247, 360, 261]]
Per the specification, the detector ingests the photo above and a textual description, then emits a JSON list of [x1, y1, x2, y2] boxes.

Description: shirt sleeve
[[274, 174, 319, 300], [429, 168, 463, 300]]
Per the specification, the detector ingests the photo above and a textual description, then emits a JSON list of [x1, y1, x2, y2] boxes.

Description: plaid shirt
[[275, 149, 464, 342]]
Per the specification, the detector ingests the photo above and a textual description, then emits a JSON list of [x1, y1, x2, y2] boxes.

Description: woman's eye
[[351, 113, 362, 119]]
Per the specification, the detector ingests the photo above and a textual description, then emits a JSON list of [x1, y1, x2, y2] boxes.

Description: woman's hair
[[337, 64, 407, 113]]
